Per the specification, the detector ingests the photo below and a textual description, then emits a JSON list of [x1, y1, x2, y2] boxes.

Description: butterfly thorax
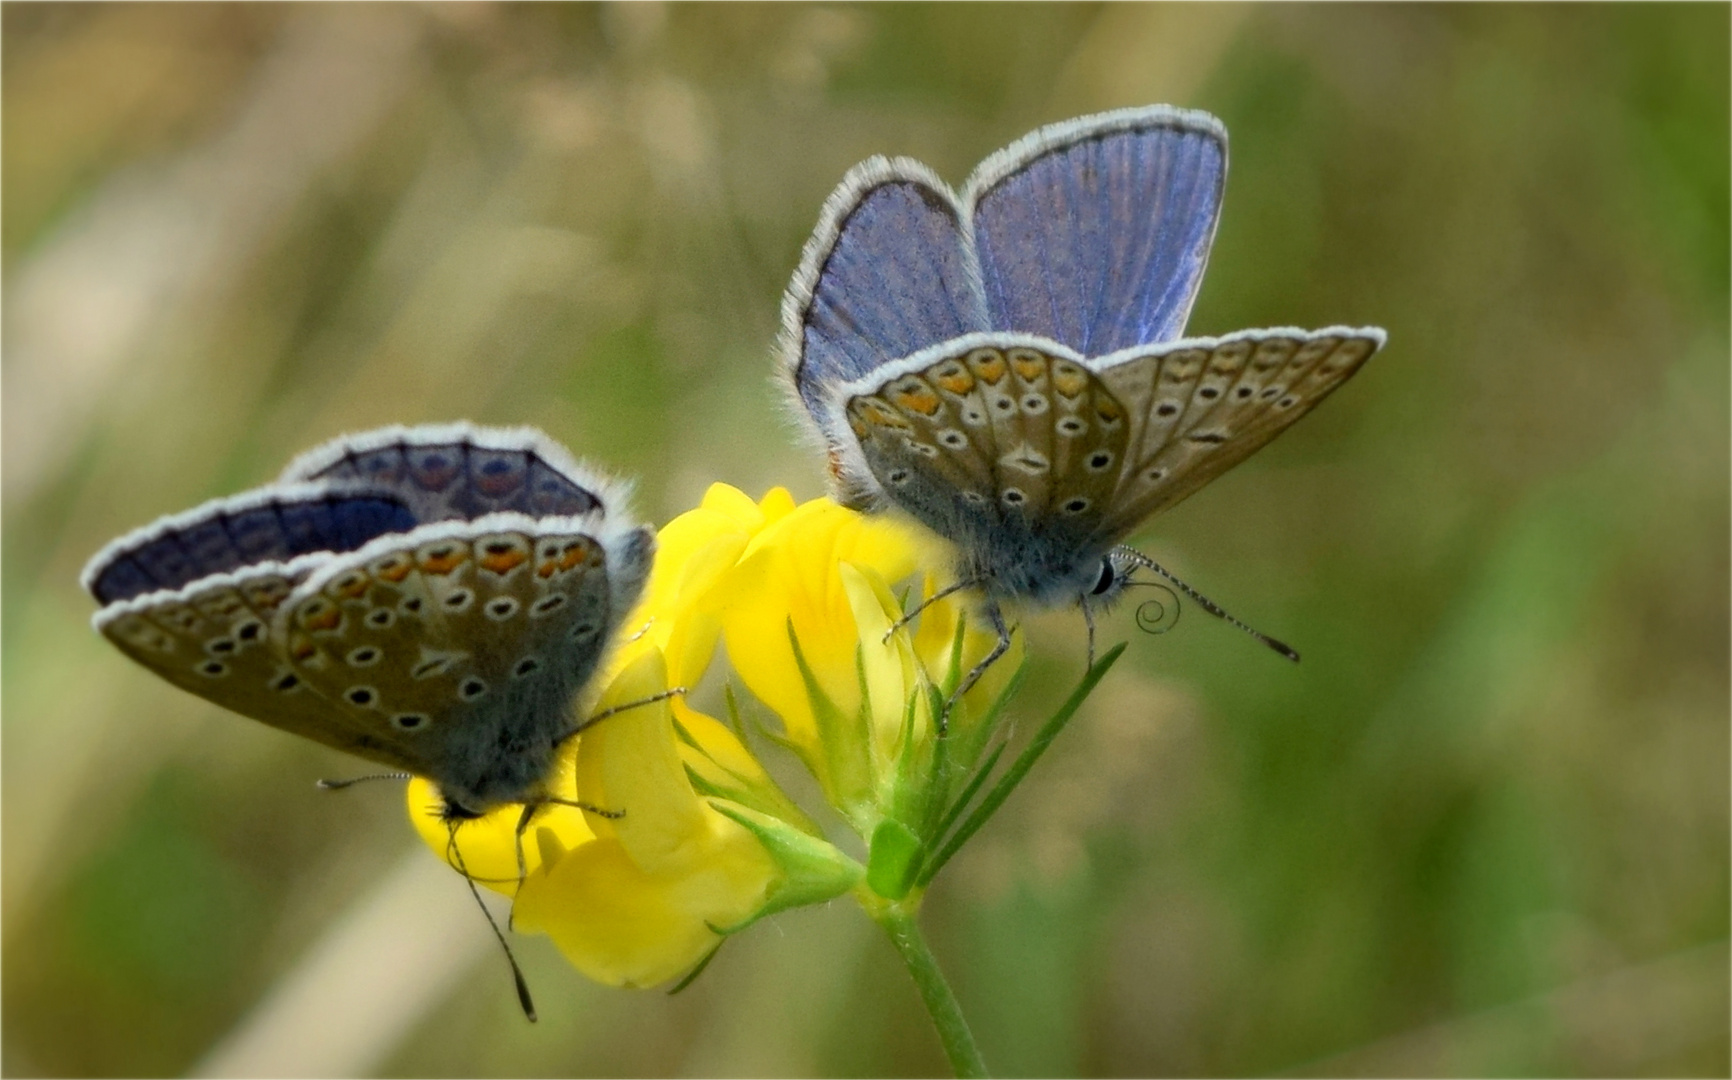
[[953, 528, 1110, 609]]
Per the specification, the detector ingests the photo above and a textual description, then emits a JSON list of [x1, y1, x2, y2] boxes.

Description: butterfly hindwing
[[273, 514, 635, 808], [842, 335, 1131, 598], [965, 106, 1227, 356]]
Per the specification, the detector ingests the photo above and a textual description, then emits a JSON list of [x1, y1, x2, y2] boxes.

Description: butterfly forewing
[[966, 107, 1226, 356], [1092, 328, 1384, 540], [94, 559, 422, 772]]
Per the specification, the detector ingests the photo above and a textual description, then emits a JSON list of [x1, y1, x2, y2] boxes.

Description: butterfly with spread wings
[[779, 105, 1385, 695]]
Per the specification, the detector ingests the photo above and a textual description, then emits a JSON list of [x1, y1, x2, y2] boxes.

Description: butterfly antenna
[[445, 821, 538, 1022], [316, 772, 413, 791], [1113, 547, 1300, 662]]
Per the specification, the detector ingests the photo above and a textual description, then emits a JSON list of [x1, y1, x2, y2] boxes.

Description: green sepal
[[866, 818, 925, 900], [707, 800, 864, 929], [673, 711, 822, 838], [787, 619, 874, 816]]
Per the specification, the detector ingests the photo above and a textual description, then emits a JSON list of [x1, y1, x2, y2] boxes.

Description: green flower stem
[[917, 643, 1126, 886], [865, 896, 987, 1078]]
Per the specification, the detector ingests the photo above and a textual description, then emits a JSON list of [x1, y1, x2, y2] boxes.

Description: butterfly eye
[[1090, 560, 1116, 596]]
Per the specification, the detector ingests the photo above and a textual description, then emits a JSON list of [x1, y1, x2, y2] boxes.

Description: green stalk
[[865, 897, 988, 1078]]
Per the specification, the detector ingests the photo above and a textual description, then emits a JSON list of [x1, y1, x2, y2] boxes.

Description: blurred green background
[[4, 4, 1727, 1076]]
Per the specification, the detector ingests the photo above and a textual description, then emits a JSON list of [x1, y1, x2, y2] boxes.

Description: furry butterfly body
[[83, 423, 653, 817], [780, 105, 1385, 666]]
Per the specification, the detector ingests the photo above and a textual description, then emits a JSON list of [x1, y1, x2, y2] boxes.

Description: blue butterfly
[[779, 105, 1386, 686], [82, 423, 654, 820]]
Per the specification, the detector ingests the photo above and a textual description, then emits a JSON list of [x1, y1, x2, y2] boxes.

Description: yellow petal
[[513, 819, 774, 988], [407, 771, 595, 898], [576, 648, 710, 873], [614, 485, 798, 685], [719, 498, 925, 751], [838, 561, 923, 756]]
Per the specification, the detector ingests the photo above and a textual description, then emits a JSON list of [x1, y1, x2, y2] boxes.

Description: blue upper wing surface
[[788, 167, 991, 412], [967, 109, 1226, 356]]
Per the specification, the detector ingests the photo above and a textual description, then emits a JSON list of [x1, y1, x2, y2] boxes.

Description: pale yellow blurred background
[[4, 4, 1727, 1076]]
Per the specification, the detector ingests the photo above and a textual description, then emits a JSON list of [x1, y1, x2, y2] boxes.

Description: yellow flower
[[512, 648, 782, 987], [612, 483, 797, 687], [713, 499, 922, 812]]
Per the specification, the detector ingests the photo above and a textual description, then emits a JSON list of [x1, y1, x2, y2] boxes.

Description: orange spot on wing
[[934, 368, 976, 395], [298, 602, 342, 633], [559, 538, 593, 571], [375, 556, 413, 583], [419, 545, 468, 576], [1010, 352, 1047, 382], [892, 384, 942, 416], [967, 349, 1008, 384], [244, 579, 292, 609], [859, 399, 910, 429], [1052, 366, 1088, 398], [480, 548, 528, 575]]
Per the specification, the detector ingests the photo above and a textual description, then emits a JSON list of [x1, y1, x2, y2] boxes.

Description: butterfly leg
[[565, 686, 689, 737], [1081, 601, 1098, 669], [882, 576, 981, 643], [513, 803, 537, 891], [941, 601, 1012, 732]]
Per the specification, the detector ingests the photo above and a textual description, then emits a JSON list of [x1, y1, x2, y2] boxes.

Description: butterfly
[[82, 422, 655, 821], [778, 104, 1386, 688]]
